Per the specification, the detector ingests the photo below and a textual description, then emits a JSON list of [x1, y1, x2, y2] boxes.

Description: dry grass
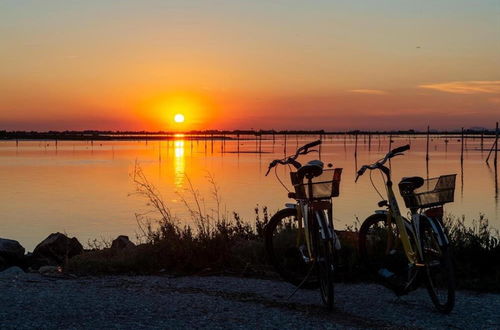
[[68, 164, 500, 291]]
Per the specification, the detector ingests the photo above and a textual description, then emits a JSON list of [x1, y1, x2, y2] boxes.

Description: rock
[[111, 235, 136, 250], [39, 265, 61, 276], [33, 233, 83, 264], [0, 238, 25, 260], [0, 266, 25, 277]]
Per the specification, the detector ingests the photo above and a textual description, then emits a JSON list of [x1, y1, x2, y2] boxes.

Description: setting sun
[[174, 114, 185, 123]]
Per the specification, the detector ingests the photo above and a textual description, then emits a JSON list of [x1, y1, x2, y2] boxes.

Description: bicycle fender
[[420, 215, 449, 246], [374, 210, 415, 235]]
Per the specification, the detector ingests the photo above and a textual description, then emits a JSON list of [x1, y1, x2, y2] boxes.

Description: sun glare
[[174, 113, 185, 123]]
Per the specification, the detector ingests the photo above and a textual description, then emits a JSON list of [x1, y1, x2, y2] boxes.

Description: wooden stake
[[284, 133, 287, 155], [354, 133, 358, 158], [495, 122, 499, 166], [237, 133, 240, 154], [481, 130, 484, 151], [486, 123, 499, 164], [460, 127, 464, 162]]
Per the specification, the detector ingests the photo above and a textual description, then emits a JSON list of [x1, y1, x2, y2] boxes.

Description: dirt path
[[0, 273, 498, 329]]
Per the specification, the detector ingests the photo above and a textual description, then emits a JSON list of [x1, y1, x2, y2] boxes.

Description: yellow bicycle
[[264, 140, 342, 310], [356, 145, 456, 314]]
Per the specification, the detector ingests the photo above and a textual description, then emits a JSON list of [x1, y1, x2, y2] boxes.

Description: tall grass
[[444, 214, 500, 291], [68, 164, 500, 291], [68, 164, 270, 276]]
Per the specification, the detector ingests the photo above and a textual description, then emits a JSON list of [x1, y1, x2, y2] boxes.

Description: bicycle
[[264, 140, 342, 310], [356, 144, 456, 313]]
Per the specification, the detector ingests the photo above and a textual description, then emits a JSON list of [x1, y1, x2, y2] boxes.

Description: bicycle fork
[[296, 202, 340, 264]]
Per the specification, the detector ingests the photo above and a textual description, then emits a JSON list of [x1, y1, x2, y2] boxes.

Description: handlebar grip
[[357, 166, 367, 177], [390, 144, 410, 155], [302, 140, 322, 150]]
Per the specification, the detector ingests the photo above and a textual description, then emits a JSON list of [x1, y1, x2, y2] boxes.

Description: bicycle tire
[[264, 207, 318, 289], [358, 213, 415, 286], [313, 210, 335, 310], [420, 216, 455, 314]]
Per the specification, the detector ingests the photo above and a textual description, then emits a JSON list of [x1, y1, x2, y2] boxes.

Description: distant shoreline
[[1, 129, 497, 141]]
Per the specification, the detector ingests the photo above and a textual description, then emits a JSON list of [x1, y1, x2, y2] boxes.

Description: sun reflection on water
[[174, 139, 185, 187]]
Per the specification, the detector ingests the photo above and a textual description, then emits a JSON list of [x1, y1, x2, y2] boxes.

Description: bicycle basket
[[400, 174, 456, 209], [290, 168, 342, 199]]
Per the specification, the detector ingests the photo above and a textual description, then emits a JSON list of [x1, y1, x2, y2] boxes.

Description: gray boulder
[[33, 233, 83, 264], [111, 235, 136, 250], [0, 266, 25, 278], [0, 238, 25, 261]]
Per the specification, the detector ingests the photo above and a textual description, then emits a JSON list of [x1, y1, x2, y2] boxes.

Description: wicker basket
[[400, 174, 456, 209], [290, 168, 342, 200]]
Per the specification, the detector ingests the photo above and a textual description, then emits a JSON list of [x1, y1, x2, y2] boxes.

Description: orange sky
[[1, 1, 499, 131]]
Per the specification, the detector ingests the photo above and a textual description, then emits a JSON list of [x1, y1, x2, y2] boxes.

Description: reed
[[68, 167, 500, 292]]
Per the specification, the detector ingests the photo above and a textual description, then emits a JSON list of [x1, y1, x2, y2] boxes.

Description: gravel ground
[[0, 272, 498, 329]]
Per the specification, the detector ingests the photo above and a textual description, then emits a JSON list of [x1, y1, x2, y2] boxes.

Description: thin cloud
[[349, 89, 388, 95], [419, 81, 500, 94]]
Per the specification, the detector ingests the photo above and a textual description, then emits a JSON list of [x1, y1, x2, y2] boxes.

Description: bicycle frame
[[291, 193, 339, 263], [384, 177, 421, 265], [380, 168, 450, 267]]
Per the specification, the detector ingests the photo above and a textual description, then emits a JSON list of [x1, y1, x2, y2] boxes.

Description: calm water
[[1, 135, 498, 250]]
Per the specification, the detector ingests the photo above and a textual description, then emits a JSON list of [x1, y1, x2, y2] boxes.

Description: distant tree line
[[0, 128, 497, 141]]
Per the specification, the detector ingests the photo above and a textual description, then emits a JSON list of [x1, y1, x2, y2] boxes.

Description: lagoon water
[[1, 135, 498, 250]]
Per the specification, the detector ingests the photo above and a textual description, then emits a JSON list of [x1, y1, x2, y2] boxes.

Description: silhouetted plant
[[68, 165, 500, 292]]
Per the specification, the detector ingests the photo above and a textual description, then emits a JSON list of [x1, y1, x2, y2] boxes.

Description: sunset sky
[[1, 0, 499, 131]]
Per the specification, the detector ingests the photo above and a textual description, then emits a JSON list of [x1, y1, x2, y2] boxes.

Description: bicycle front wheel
[[358, 213, 409, 276], [313, 211, 335, 310], [420, 216, 455, 313], [264, 207, 318, 289]]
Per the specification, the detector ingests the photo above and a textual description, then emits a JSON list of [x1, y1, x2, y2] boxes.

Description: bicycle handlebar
[[265, 139, 322, 176], [355, 144, 410, 182], [390, 144, 410, 155], [298, 140, 321, 153]]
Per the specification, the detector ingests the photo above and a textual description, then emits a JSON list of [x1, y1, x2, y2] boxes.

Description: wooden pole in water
[[460, 127, 464, 162], [284, 133, 287, 155], [368, 132, 371, 151], [481, 130, 484, 151], [486, 123, 498, 164], [426, 126, 430, 161], [388, 133, 393, 152], [237, 133, 240, 154], [495, 122, 499, 166], [319, 133, 323, 159], [354, 133, 358, 158]]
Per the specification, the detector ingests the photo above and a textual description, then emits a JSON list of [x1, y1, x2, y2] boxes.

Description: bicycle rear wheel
[[313, 211, 335, 310], [420, 216, 455, 313], [264, 208, 318, 289]]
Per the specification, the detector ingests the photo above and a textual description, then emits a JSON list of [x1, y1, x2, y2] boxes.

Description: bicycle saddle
[[398, 176, 424, 192], [296, 160, 324, 181]]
